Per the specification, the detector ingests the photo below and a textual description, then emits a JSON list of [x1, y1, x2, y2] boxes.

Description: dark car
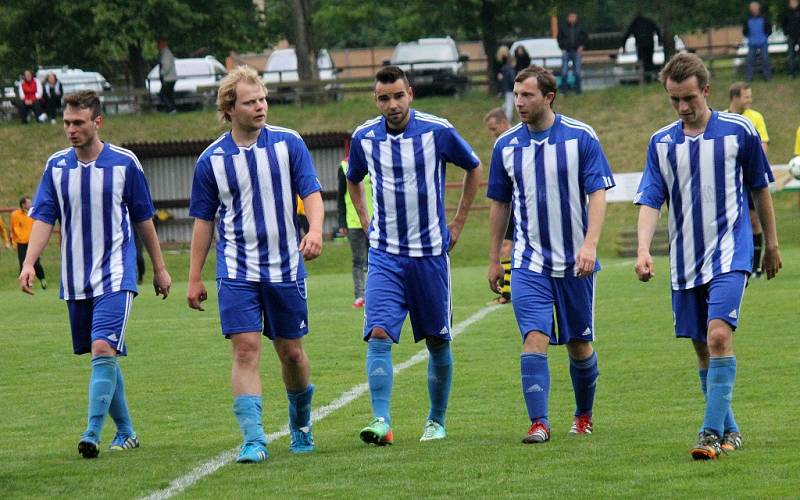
[[385, 37, 469, 95]]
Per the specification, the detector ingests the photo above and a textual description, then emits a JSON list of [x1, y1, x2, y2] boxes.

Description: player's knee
[[232, 339, 261, 365], [278, 344, 306, 366], [425, 336, 448, 350], [368, 328, 391, 340], [522, 331, 549, 353], [567, 340, 593, 360], [706, 323, 732, 352], [91, 339, 116, 357]]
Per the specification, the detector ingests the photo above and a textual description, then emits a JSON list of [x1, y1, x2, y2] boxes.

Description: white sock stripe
[[140, 303, 502, 500]]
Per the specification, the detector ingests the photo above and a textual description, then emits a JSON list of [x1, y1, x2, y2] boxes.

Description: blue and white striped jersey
[[347, 110, 480, 257], [189, 125, 322, 283], [634, 110, 773, 290], [31, 143, 155, 300], [487, 114, 615, 277]]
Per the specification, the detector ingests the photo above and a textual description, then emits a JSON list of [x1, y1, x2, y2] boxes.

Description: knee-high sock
[[702, 356, 737, 437], [233, 395, 267, 446], [366, 338, 393, 425], [569, 351, 599, 417], [427, 342, 453, 426], [501, 258, 512, 300], [287, 384, 314, 431], [108, 362, 134, 437], [698, 368, 739, 434], [521, 352, 549, 427], [84, 356, 118, 441]]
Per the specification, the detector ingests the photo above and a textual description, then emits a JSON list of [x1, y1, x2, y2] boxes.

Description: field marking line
[[141, 303, 502, 500]]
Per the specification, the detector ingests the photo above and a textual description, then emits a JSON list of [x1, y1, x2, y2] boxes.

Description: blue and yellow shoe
[[419, 420, 446, 442], [108, 433, 140, 451], [289, 426, 315, 454], [78, 434, 99, 459], [360, 417, 393, 446], [236, 442, 269, 464]]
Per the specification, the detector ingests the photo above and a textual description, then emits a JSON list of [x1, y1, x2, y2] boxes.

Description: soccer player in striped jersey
[[634, 54, 782, 460], [186, 67, 324, 463], [347, 66, 483, 445], [487, 66, 615, 444], [483, 108, 513, 304], [20, 90, 173, 458]]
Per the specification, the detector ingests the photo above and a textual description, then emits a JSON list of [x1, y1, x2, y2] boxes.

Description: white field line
[[141, 304, 502, 500]]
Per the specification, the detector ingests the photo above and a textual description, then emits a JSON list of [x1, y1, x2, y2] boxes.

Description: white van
[[146, 56, 227, 106]]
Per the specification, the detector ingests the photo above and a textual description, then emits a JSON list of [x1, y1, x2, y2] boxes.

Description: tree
[[290, 0, 318, 83]]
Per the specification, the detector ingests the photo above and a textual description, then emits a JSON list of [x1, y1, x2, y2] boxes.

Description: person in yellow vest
[[0, 213, 11, 249], [728, 82, 769, 276], [296, 195, 310, 235], [11, 196, 47, 288], [794, 125, 800, 155], [338, 157, 372, 308]]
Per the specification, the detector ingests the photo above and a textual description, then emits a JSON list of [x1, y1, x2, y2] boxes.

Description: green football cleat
[[108, 433, 140, 451], [419, 420, 447, 442], [359, 417, 393, 446]]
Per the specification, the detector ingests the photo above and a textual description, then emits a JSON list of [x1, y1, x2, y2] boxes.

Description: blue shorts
[[363, 248, 451, 343], [511, 268, 596, 345], [66, 291, 134, 356], [672, 271, 748, 342], [217, 278, 309, 340]]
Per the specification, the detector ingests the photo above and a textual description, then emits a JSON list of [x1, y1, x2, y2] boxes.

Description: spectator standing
[[17, 70, 44, 124], [557, 11, 588, 94], [43, 73, 63, 125], [743, 2, 773, 81], [11, 196, 47, 289], [496, 46, 516, 120], [514, 45, 531, 74], [338, 158, 372, 308], [0, 214, 10, 249], [158, 39, 177, 113], [782, 0, 800, 78], [622, 13, 662, 82]]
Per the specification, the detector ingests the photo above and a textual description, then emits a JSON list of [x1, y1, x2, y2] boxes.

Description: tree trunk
[[479, 0, 499, 95], [291, 0, 319, 103], [656, 1, 675, 62], [127, 43, 148, 89]]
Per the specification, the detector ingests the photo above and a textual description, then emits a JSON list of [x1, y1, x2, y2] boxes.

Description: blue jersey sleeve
[[125, 162, 156, 223], [189, 157, 220, 221], [437, 127, 480, 170], [346, 135, 368, 183], [634, 140, 667, 209], [740, 129, 773, 189], [486, 144, 513, 203], [29, 163, 60, 225], [290, 137, 322, 198], [580, 136, 615, 194]]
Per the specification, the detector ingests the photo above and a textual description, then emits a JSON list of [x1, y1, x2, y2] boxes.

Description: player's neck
[[682, 107, 711, 137], [74, 138, 104, 163], [231, 125, 261, 148], [526, 109, 555, 132]]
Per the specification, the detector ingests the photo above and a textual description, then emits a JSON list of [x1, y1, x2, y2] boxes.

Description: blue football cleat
[[289, 426, 315, 453], [108, 433, 140, 451], [236, 442, 269, 463], [78, 434, 100, 459]]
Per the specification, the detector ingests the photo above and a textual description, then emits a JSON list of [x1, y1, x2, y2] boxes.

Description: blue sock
[[521, 352, 549, 428], [702, 356, 736, 437], [84, 356, 118, 441], [287, 384, 314, 431], [699, 367, 739, 434], [427, 342, 453, 426], [366, 338, 393, 425], [108, 362, 134, 437], [569, 351, 598, 417], [233, 395, 267, 446]]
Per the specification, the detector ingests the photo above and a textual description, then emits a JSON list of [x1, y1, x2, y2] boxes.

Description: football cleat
[[360, 417, 393, 446], [78, 436, 99, 459], [289, 427, 315, 454], [419, 420, 447, 442], [522, 421, 550, 444], [569, 414, 593, 435], [690, 431, 723, 460], [108, 433, 140, 451], [721, 431, 742, 452], [236, 442, 269, 463]]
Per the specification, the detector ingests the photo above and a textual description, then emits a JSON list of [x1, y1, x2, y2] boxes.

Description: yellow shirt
[[0, 215, 9, 247], [296, 196, 305, 216], [794, 126, 800, 156], [741, 108, 769, 143], [11, 208, 33, 245]]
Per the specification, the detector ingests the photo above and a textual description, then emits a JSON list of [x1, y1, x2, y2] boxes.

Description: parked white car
[[509, 38, 563, 70], [146, 56, 227, 106], [733, 30, 789, 67], [613, 35, 686, 83], [387, 37, 469, 95], [36, 67, 111, 94]]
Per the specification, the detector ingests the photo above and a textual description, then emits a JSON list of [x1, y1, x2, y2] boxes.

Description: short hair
[[216, 66, 267, 122], [659, 53, 709, 90], [728, 81, 751, 101], [514, 65, 558, 104], [19, 196, 29, 208], [483, 107, 509, 124], [64, 90, 102, 119], [375, 65, 409, 87]]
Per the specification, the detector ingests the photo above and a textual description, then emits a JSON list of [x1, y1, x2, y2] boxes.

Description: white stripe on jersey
[[720, 135, 739, 273], [109, 169, 126, 291], [422, 132, 443, 252], [253, 146, 284, 281], [109, 145, 144, 172], [377, 139, 400, 253], [718, 113, 758, 136], [88, 166, 106, 292], [561, 116, 599, 140], [210, 155, 239, 279], [354, 117, 382, 135], [399, 138, 422, 254], [273, 141, 301, 281], [231, 152, 261, 280], [656, 142, 679, 285], [543, 142, 565, 266]]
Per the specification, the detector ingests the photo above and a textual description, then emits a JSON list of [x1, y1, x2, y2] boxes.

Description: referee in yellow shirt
[[11, 196, 47, 289]]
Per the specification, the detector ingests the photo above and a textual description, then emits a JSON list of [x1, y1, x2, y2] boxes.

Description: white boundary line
[[141, 304, 502, 500]]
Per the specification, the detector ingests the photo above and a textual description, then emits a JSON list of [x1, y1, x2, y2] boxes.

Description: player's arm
[[18, 220, 54, 294], [135, 219, 171, 299], [487, 200, 511, 294], [347, 179, 371, 233], [751, 187, 782, 279], [187, 218, 213, 311], [576, 189, 607, 278], [448, 162, 483, 251], [298, 191, 323, 261], [635, 206, 660, 282]]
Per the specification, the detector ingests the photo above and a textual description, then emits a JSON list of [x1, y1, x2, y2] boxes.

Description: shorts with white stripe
[[66, 290, 134, 356]]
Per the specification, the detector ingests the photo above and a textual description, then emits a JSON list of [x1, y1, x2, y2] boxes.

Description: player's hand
[[575, 242, 596, 278], [153, 267, 172, 299], [634, 251, 654, 282], [487, 261, 505, 294], [299, 229, 323, 261], [447, 222, 463, 251], [339, 227, 348, 237], [762, 246, 782, 280], [187, 280, 208, 311], [18, 265, 36, 295]]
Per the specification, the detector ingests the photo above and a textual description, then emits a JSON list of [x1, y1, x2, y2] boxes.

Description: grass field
[[1, 249, 799, 498]]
